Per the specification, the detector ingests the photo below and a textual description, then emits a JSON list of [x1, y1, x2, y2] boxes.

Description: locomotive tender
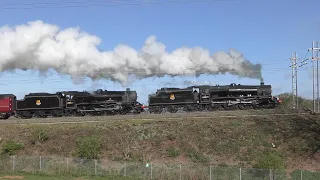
[[148, 82, 280, 113], [0, 82, 280, 119]]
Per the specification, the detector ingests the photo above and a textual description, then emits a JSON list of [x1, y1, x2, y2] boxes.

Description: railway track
[[0, 109, 311, 125]]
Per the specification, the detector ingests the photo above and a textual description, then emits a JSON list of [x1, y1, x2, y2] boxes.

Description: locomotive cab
[[199, 86, 211, 103]]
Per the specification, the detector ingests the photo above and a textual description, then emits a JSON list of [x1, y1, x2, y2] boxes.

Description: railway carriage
[[0, 94, 16, 119]]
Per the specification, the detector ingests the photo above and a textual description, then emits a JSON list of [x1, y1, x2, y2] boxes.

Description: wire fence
[[0, 155, 319, 179]]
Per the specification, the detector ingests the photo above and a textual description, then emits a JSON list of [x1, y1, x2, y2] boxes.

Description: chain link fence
[[0, 155, 319, 179]]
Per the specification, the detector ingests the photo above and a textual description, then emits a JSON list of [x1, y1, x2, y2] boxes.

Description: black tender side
[[15, 93, 65, 118]]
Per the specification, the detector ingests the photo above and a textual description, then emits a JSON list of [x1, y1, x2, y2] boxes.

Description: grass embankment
[[0, 110, 319, 172]]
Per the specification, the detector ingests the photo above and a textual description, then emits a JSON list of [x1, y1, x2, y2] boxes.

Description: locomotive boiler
[[148, 82, 279, 113]]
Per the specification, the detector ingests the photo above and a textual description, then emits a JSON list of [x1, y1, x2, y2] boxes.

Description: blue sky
[[0, 0, 319, 104]]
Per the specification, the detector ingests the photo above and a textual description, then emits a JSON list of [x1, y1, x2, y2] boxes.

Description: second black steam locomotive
[[148, 82, 280, 113]]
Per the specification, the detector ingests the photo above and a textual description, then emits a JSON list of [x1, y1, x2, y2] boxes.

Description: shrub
[[166, 146, 180, 157], [75, 136, 101, 159], [32, 128, 49, 144], [187, 149, 209, 163], [2, 141, 24, 155], [253, 150, 285, 170]]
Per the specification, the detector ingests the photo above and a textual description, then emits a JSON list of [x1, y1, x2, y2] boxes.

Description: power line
[[0, 68, 310, 88], [0, 66, 306, 79], [0, 0, 129, 7], [0, 0, 233, 10], [0, 59, 303, 79], [0, 59, 305, 75], [299, 50, 310, 68], [0, 66, 309, 79]]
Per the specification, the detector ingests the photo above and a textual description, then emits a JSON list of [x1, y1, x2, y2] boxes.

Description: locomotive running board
[[93, 108, 120, 111]]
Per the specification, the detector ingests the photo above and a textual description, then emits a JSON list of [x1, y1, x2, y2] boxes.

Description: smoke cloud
[[0, 20, 263, 85]]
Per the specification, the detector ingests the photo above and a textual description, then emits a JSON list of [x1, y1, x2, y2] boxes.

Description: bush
[[32, 128, 49, 145], [253, 150, 285, 170], [75, 136, 101, 159], [187, 149, 209, 163], [2, 141, 24, 155], [166, 146, 180, 157]]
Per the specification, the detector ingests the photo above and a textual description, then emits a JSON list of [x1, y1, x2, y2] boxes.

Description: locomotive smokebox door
[[36, 100, 41, 106], [169, 93, 175, 100]]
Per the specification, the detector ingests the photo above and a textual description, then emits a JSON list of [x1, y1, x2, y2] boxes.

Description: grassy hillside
[[0, 110, 319, 173]]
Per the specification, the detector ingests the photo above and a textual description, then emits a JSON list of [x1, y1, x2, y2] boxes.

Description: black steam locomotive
[[15, 88, 143, 118], [148, 82, 279, 113]]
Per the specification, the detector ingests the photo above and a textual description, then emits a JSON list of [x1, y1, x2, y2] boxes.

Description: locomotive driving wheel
[[205, 105, 212, 111], [223, 104, 236, 111], [238, 104, 246, 110], [252, 104, 260, 109], [197, 105, 205, 111], [74, 111, 85, 116]]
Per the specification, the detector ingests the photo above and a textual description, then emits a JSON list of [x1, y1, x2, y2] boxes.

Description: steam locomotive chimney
[[260, 82, 264, 85], [126, 88, 130, 91]]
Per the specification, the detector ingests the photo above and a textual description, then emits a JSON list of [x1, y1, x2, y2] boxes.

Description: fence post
[[11, 156, 15, 171], [269, 169, 275, 180], [124, 163, 126, 176], [269, 169, 271, 180], [94, 159, 97, 175], [239, 167, 242, 180], [66, 158, 69, 171], [39, 156, 42, 171], [150, 163, 153, 179], [180, 164, 182, 180], [301, 170, 303, 180]]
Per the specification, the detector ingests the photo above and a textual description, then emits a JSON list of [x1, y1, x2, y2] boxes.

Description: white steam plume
[[0, 20, 263, 85]]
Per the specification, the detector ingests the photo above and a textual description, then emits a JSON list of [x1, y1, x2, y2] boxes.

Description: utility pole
[[290, 52, 298, 108], [311, 41, 320, 113]]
